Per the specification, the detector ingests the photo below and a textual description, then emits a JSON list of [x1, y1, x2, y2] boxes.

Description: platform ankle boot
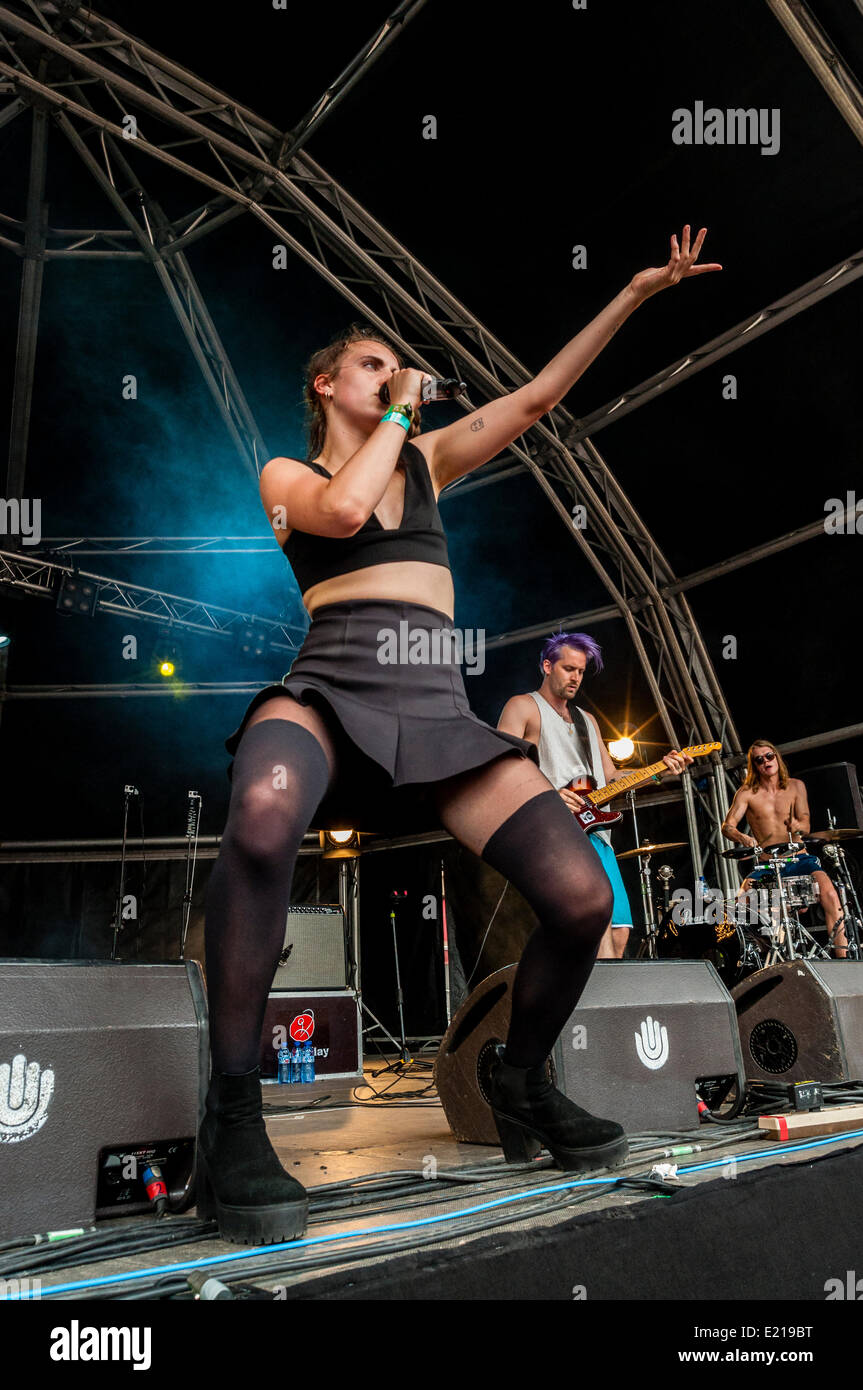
[[489, 1046, 629, 1171], [196, 1067, 309, 1245]]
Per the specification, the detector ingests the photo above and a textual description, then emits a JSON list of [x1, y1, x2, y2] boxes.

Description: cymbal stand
[[628, 790, 658, 957], [820, 833, 862, 960]]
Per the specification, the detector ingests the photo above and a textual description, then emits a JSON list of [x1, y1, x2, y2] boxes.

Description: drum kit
[[621, 825, 863, 987]]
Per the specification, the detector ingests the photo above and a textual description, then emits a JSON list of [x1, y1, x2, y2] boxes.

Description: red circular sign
[[289, 1012, 315, 1042]]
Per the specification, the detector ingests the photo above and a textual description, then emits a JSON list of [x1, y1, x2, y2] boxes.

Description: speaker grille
[[749, 1018, 799, 1074], [271, 904, 348, 990]]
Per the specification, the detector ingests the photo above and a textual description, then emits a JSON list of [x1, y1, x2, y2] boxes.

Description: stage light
[[56, 572, 98, 617], [608, 736, 635, 762], [319, 829, 361, 859], [236, 621, 268, 659], [155, 642, 180, 679], [0, 629, 10, 649]]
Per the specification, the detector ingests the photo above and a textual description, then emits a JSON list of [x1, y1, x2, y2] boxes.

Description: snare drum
[[782, 874, 819, 909]]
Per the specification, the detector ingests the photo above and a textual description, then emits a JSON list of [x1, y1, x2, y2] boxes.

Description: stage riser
[[280, 1142, 863, 1300]]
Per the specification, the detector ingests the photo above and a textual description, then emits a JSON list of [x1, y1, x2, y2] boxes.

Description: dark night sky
[[1, 0, 862, 840]]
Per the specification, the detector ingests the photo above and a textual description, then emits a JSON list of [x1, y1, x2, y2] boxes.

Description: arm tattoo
[[470, 416, 485, 432]]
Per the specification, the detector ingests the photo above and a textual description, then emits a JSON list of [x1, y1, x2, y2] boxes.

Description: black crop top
[[282, 439, 451, 593]]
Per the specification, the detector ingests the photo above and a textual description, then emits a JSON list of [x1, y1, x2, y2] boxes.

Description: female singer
[[197, 226, 721, 1244]]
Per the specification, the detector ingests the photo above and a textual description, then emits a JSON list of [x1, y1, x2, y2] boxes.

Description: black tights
[[205, 720, 612, 1075], [478, 790, 613, 1066], [204, 719, 332, 1074]]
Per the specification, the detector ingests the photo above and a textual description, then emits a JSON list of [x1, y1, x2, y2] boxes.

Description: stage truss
[[1, 0, 861, 891]]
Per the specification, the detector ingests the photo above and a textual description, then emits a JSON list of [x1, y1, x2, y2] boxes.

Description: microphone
[[379, 378, 467, 406]]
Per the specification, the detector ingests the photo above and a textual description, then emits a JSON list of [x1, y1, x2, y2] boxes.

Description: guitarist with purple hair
[[498, 633, 691, 959]]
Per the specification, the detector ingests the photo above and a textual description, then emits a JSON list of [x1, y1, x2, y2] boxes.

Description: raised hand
[[630, 225, 722, 302]]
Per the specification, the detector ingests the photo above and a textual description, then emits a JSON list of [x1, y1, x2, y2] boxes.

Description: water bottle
[[697, 874, 708, 918], [290, 1043, 303, 1083], [300, 1042, 316, 1085], [277, 1046, 292, 1084]]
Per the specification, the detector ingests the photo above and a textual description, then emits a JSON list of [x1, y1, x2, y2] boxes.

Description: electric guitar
[[569, 742, 722, 835]]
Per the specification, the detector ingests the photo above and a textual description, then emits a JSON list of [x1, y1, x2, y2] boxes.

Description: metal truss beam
[[765, 0, 863, 143], [34, 536, 278, 555], [6, 102, 48, 506], [55, 103, 269, 480], [562, 248, 863, 446], [0, 7, 740, 884], [2, 681, 273, 699], [3, 2, 849, 888], [0, 549, 306, 650]]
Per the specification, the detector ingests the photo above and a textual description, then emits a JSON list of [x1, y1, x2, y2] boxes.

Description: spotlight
[[155, 641, 180, 679], [236, 621, 268, 659], [608, 736, 635, 762], [319, 829, 361, 859], [56, 572, 98, 617]]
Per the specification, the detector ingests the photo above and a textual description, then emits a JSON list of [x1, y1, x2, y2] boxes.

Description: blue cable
[[8, 1124, 863, 1299]]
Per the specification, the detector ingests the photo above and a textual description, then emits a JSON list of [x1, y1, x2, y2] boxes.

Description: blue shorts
[[589, 835, 633, 929], [748, 852, 822, 882]]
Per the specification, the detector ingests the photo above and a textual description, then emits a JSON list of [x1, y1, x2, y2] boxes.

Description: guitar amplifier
[[272, 904, 349, 990]]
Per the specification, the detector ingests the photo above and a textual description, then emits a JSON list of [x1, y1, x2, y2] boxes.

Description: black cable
[[82, 1178, 627, 1300], [465, 881, 508, 989]]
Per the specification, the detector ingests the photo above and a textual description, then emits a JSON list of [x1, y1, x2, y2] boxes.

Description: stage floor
[[9, 1057, 863, 1301]]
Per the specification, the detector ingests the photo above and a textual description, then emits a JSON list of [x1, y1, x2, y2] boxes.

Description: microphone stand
[[110, 784, 139, 961], [180, 791, 202, 958], [628, 788, 658, 957], [440, 858, 452, 1028]]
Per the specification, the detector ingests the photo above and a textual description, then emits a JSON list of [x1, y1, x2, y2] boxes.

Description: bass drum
[[654, 913, 763, 989]]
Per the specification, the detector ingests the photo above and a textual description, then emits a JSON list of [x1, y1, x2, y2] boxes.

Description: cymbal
[[722, 845, 760, 860], [808, 828, 863, 843], [616, 840, 687, 861]]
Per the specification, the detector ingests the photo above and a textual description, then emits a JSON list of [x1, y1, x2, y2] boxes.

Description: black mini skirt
[[224, 598, 541, 835]]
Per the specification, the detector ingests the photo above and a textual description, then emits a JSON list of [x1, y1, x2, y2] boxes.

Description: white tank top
[[527, 690, 613, 845]]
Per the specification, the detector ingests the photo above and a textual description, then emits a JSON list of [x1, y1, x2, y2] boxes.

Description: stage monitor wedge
[[435, 960, 744, 1141], [0, 959, 208, 1243], [732, 960, 863, 1082]]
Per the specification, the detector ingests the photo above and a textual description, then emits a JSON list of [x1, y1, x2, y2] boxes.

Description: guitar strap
[[566, 702, 597, 781]]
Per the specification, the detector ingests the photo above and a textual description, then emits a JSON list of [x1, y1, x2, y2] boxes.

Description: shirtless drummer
[[721, 739, 847, 957]]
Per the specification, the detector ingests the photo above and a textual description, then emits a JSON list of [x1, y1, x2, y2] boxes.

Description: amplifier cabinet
[[272, 904, 349, 990]]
